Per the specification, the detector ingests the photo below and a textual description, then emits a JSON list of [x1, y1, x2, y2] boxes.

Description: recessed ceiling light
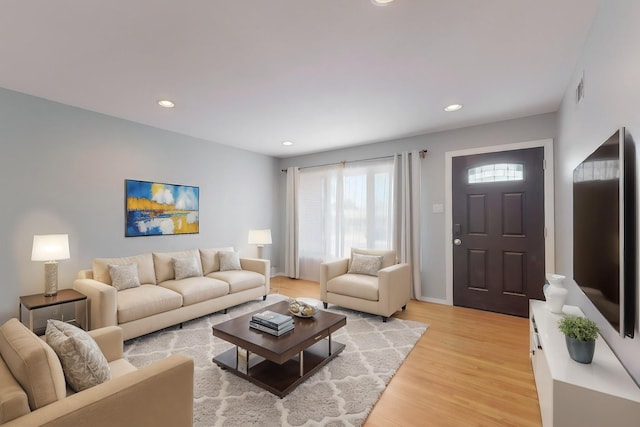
[[282, 141, 293, 146], [372, 0, 395, 5], [157, 99, 175, 108], [444, 104, 463, 112]]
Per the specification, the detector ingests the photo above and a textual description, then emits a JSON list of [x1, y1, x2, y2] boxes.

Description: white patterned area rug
[[124, 295, 428, 427]]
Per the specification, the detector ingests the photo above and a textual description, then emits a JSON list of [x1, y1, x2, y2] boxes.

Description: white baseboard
[[417, 296, 450, 305]]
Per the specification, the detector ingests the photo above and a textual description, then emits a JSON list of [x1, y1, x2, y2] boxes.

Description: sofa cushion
[[199, 247, 234, 275], [117, 285, 183, 324], [0, 318, 66, 410], [0, 357, 30, 423], [45, 320, 111, 392], [159, 277, 229, 306], [348, 253, 383, 276], [350, 248, 396, 269], [108, 263, 141, 291], [172, 256, 202, 280], [93, 253, 156, 285], [326, 274, 379, 301], [219, 251, 241, 271], [153, 250, 202, 283], [208, 270, 265, 293]]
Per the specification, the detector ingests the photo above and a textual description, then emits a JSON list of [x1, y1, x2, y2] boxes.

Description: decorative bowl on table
[[288, 298, 319, 318]]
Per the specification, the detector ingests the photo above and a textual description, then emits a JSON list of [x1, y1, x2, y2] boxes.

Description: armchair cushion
[[348, 253, 383, 276], [350, 248, 396, 269], [45, 320, 111, 392], [326, 274, 379, 301]]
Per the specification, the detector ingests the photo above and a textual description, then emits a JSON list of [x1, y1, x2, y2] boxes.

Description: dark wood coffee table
[[211, 300, 347, 397]]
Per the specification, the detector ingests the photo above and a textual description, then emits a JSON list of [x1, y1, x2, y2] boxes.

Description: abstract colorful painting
[[125, 179, 199, 237]]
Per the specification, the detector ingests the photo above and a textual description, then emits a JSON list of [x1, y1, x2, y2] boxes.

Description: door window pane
[[468, 163, 524, 184]]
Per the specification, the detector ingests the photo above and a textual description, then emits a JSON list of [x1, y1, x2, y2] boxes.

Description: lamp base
[[44, 261, 59, 296], [257, 245, 264, 260]]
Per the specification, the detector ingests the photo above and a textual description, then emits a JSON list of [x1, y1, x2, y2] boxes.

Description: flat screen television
[[573, 127, 636, 338]]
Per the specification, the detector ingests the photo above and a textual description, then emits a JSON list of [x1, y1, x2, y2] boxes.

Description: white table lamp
[[31, 234, 70, 296], [248, 229, 272, 259]]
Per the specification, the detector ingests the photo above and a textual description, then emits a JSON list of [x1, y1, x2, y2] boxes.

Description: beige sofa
[[0, 319, 194, 426], [74, 248, 270, 340], [320, 248, 411, 321]]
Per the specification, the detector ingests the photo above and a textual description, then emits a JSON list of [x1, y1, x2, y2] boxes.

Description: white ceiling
[[0, 0, 598, 158]]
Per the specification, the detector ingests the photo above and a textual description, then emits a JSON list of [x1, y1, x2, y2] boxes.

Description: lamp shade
[[31, 234, 70, 261], [248, 229, 272, 245]]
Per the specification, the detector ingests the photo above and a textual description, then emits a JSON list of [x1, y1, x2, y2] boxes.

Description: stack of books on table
[[250, 310, 294, 336]]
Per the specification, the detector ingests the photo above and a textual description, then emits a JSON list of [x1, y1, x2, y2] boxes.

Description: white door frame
[[444, 139, 555, 305]]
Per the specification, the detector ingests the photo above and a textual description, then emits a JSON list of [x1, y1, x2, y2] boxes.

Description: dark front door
[[452, 147, 545, 317]]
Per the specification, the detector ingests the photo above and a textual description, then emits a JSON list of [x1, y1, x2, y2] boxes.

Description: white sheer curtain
[[394, 151, 422, 299], [297, 159, 395, 281], [284, 167, 300, 278]]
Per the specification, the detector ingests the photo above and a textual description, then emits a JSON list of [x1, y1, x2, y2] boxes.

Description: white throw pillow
[[348, 253, 383, 276], [108, 263, 140, 291], [172, 256, 201, 280], [219, 251, 242, 271], [45, 320, 111, 392]]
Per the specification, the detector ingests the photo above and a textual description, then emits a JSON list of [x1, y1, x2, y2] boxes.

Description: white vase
[[544, 274, 568, 314]]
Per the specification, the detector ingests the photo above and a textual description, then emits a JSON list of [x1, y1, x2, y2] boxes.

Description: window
[[468, 163, 524, 184], [297, 160, 394, 280]]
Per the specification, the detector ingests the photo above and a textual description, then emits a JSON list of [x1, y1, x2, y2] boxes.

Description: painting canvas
[[125, 179, 199, 237]]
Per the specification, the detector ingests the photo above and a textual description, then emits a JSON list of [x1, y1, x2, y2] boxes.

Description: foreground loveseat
[[74, 247, 270, 340], [0, 319, 194, 426]]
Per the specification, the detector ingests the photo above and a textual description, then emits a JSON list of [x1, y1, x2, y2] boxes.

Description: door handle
[[453, 239, 462, 246]]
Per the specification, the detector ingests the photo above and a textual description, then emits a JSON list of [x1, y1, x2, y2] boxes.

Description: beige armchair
[[320, 248, 411, 321]]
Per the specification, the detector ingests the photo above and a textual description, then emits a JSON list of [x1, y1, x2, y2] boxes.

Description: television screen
[[573, 128, 635, 338]]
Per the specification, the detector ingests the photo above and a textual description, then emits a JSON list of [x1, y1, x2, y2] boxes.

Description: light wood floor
[[271, 276, 542, 427]]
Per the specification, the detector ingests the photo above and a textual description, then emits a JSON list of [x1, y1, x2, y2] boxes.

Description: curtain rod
[[281, 149, 427, 173]]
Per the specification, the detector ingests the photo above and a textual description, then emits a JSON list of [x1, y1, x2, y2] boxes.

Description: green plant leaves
[[558, 315, 600, 341]]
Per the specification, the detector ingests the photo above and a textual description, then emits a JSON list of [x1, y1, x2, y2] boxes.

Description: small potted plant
[[558, 315, 600, 364]]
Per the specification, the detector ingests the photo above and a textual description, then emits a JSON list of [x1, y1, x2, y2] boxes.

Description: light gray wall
[[0, 88, 278, 325], [278, 113, 556, 301], [555, 0, 640, 383]]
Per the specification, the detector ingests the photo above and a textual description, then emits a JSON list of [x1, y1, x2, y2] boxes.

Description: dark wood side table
[[19, 289, 88, 335]]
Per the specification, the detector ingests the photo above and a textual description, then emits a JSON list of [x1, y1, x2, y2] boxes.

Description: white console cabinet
[[529, 300, 640, 427]]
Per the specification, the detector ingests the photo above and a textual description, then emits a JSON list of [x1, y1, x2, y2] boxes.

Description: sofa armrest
[[4, 355, 194, 427], [240, 257, 269, 275], [240, 258, 271, 294], [319, 259, 350, 300], [377, 263, 411, 313], [88, 326, 123, 362], [73, 279, 117, 330]]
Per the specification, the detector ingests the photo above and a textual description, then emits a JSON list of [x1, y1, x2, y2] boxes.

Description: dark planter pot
[[565, 336, 596, 364]]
